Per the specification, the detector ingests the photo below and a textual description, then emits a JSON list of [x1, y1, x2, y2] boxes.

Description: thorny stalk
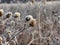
[[38, 10, 41, 44], [27, 39, 34, 45], [7, 23, 30, 45], [27, 31, 38, 45]]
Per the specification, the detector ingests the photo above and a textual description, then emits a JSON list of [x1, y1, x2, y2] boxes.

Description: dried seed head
[[6, 31, 12, 42], [8, 31, 12, 34], [6, 31, 12, 35], [10, 20, 15, 25], [14, 12, 21, 18], [0, 37, 2, 42], [31, 0, 35, 4], [6, 12, 12, 18], [25, 15, 33, 22], [29, 19, 36, 27], [0, 9, 4, 17]]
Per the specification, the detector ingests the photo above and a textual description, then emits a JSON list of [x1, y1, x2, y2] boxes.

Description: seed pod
[[0, 9, 4, 17]]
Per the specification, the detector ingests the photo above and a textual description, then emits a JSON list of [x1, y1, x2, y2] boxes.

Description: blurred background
[[0, 0, 60, 3]]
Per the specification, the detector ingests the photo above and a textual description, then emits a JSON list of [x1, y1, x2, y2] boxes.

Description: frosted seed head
[[14, 12, 21, 18], [25, 15, 33, 22], [6, 12, 12, 18]]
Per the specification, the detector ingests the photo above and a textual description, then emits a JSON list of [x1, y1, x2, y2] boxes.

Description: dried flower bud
[[29, 19, 36, 27]]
